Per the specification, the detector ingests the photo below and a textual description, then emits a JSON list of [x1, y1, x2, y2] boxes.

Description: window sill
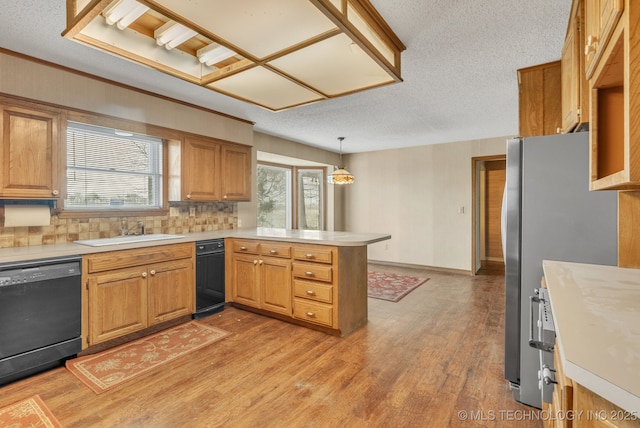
[[56, 208, 169, 219]]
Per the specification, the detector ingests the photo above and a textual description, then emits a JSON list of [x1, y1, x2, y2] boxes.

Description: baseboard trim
[[367, 259, 472, 276]]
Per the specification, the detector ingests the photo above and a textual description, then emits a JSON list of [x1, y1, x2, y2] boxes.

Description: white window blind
[[66, 122, 163, 210]]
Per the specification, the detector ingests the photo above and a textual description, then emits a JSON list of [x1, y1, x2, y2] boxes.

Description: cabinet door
[[260, 257, 292, 316], [148, 259, 194, 325], [231, 253, 259, 307], [0, 105, 60, 199], [88, 268, 148, 345], [181, 137, 220, 201], [221, 144, 251, 201], [518, 62, 562, 137], [561, 5, 580, 133]]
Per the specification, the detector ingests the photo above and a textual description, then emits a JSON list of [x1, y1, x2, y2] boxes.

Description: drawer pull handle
[[269, 249, 277, 254], [305, 271, 314, 276], [240, 246, 248, 251], [306, 312, 316, 317], [305, 253, 314, 258], [306, 290, 316, 296]]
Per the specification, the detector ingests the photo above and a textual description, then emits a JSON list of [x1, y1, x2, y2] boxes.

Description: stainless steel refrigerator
[[502, 132, 617, 408]]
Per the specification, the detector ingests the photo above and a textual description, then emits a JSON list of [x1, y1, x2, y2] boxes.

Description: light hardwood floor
[[0, 264, 541, 427]]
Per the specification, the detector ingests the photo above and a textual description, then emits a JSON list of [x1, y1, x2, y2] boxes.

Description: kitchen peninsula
[[0, 228, 390, 341]]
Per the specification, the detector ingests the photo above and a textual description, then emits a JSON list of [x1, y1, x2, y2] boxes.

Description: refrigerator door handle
[[528, 295, 554, 352]]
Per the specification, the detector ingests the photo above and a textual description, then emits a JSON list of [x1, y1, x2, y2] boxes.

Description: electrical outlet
[[189, 206, 196, 217], [458, 206, 465, 214]]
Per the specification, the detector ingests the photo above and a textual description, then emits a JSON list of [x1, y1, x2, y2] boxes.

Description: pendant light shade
[[329, 137, 354, 185]]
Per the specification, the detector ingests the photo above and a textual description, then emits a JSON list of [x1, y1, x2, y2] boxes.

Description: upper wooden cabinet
[[0, 102, 61, 199], [180, 136, 251, 202], [561, 0, 589, 133], [584, 0, 624, 80], [518, 61, 562, 137], [588, 0, 640, 190]]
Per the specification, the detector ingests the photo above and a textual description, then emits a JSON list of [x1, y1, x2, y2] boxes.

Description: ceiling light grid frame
[[62, 0, 405, 111]]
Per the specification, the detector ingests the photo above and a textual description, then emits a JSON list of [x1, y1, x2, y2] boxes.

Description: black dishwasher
[[194, 239, 225, 319], [0, 256, 82, 385]]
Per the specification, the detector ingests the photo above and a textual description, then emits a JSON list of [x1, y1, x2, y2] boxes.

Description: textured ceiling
[[0, 1, 571, 154]]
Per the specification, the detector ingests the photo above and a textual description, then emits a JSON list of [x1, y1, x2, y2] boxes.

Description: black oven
[[0, 256, 82, 385], [194, 239, 225, 319]]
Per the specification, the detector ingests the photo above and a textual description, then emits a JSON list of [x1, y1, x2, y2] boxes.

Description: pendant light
[[329, 137, 355, 185]]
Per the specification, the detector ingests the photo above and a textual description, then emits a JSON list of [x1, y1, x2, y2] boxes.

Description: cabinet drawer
[[293, 279, 333, 304], [293, 299, 333, 327], [86, 243, 193, 273], [259, 243, 291, 258], [293, 246, 333, 264], [232, 239, 259, 254], [292, 262, 333, 283]]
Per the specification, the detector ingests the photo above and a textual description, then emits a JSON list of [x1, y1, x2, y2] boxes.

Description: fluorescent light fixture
[[103, 0, 149, 30], [154, 21, 197, 50], [197, 44, 236, 67]]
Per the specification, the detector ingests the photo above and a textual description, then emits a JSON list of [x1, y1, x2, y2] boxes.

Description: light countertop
[[543, 260, 640, 414], [0, 228, 391, 264]]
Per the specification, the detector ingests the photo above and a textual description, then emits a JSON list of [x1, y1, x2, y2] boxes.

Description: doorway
[[472, 156, 506, 275]]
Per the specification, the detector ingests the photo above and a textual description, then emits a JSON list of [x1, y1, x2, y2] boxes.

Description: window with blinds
[[66, 122, 163, 210]]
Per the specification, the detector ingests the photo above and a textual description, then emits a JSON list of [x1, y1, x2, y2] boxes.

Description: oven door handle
[[528, 294, 554, 352]]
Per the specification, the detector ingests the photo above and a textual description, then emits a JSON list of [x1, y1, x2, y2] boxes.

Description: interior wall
[[344, 136, 508, 272]]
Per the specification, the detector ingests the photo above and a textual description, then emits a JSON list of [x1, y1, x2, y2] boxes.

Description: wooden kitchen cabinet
[[588, 0, 640, 190], [544, 340, 573, 428], [0, 100, 62, 199], [226, 239, 368, 336], [561, 0, 589, 133], [180, 136, 251, 202], [229, 239, 292, 316], [83, 243, 195, 347], [518, 61, 562, 137], [584, 0, 624, 80], [573, 383, 640, 427]]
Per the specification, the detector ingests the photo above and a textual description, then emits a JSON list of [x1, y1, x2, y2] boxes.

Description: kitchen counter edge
[[0, 228, 392, 264], [542, 259, 640, 416]]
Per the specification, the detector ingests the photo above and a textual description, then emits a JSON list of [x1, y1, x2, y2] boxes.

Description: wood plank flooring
[[0, 264, 541, 427]]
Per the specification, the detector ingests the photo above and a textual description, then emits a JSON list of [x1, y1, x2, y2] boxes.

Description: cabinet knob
[[150, 270, 156, 276], [253, 260, 258, 265], [306, 312, 316, 318], [269, 249, 277, 254], [223, 195, 228, 199], [306, 290, 316, 296], [259, 260, 264, 265], [141, 272, 147, 278], [304, 253, 314, 259], [240, 246, 248, 251], [556, 127, 561, 134], [584, 35, 598, 55], [52, 190, 59, 196], [305, 271, 314, 276], [186, 194, 192, 199]]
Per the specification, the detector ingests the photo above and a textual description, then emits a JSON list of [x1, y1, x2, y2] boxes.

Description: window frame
[[257, 161, 327, 230], [57, 112, 173, 218]]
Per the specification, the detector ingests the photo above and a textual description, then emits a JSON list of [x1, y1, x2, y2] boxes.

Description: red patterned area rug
[[0, 395, 62, 428], [368, 271, 429, 302], [66, 321, 230, 394]]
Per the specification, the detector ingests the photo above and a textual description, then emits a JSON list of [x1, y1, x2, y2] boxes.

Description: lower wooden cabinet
[[83, 243, 195, 347], [226, 238, 368, 336], [229, 240, 292, 316]]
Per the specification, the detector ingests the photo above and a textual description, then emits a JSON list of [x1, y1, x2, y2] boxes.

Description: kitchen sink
[[74, 234, 185, 247]]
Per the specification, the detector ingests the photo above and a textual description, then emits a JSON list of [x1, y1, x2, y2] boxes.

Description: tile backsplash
[[0, 202, 237, 248]]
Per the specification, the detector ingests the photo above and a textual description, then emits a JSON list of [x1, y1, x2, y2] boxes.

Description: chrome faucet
[[121, 220, 145, 236]]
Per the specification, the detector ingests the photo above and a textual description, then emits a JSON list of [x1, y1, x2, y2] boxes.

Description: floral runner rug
[[0, 395, 63, 428], [66, 321, 231, 394], [367, 271, 429, 302]]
